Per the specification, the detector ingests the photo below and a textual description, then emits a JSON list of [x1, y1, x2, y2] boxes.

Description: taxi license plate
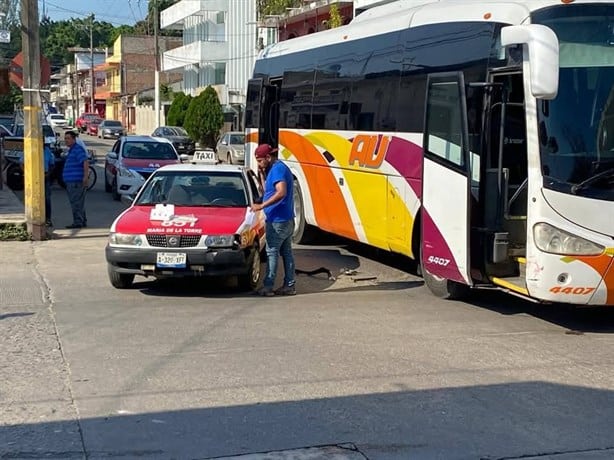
[[156, 252, 186, 268]]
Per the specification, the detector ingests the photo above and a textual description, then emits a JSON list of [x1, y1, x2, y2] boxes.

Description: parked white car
[[47, 113, 68, 129], [104, 135, 188, 201]]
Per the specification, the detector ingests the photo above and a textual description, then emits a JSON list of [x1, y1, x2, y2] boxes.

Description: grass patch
[[0, 223, 30, 241]]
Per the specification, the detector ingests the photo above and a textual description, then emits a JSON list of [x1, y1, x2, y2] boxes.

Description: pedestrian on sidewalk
[[62, 130, 88, 229], [251, 144, 296, 296], [19, 140, 55, 227]]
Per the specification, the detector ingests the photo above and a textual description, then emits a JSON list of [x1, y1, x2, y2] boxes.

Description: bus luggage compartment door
[[421, 73, 472, 286]]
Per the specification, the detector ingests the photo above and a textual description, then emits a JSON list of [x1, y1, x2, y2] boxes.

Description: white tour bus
[[245, 0, 614, 306]]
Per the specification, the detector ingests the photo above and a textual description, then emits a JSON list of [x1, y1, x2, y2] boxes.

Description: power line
[[44, 1, 143, 25]]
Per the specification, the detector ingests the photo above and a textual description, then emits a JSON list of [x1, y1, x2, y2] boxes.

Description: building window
[[214, 63, 226, 85]]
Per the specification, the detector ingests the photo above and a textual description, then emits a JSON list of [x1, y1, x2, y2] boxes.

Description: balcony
[[162, 40, 228, 71], [96, 84, 120, 100], [161, 0, 229, 29]]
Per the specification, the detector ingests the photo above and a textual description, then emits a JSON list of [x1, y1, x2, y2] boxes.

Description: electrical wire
[[44, 0, 144, 26]]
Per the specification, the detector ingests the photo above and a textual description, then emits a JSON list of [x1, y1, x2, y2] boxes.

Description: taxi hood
[[114, 204, 250, 235]]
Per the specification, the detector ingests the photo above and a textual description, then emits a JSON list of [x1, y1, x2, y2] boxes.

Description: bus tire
[[423, 267, 470, 300], [292, 178, 317, 244]]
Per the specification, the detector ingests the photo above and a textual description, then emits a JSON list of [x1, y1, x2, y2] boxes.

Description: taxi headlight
[[533, 223, 604, 256], [205, 234, 237, 248], [109, 233, 143, 246], [118, 167, 138, 178]]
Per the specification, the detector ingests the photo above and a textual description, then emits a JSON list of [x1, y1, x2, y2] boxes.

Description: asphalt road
[[3, 135, 614, 459]]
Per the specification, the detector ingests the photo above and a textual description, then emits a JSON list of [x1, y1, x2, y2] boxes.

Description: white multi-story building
[[161, 0, 259, 128]]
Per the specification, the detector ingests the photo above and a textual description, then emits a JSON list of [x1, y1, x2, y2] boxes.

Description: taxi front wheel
[[108, 264, 135, 289], [238, 247, 261, 291]]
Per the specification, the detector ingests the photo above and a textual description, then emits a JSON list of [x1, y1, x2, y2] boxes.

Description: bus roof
[[259, 0, 608, 60]]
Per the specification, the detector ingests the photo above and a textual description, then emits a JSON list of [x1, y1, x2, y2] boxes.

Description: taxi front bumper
[[106, 245, 251, 277]]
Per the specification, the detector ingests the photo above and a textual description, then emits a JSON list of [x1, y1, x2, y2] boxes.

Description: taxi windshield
[[136, 171, 248, 207], [122, 141, 177, 160]]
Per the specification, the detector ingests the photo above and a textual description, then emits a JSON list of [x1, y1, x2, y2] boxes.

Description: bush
[[0, 223, 30, 241], [183, 86, 223, 149], [166, 92, 192, 127]]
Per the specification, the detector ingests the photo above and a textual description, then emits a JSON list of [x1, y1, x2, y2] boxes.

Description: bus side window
[[280, 70, 315, 129]]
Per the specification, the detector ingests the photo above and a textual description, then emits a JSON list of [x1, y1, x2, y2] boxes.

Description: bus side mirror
[[501, 24, 559, 100]]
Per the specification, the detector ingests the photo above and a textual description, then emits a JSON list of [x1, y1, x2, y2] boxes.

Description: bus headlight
[[109, 233, 143, 246], [533, 223, 604, 256]]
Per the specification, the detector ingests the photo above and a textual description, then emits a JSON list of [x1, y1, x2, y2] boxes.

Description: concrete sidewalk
[[0, 185, 26, 225]]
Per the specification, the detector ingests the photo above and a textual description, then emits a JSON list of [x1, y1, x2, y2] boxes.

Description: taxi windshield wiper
[[571, 168, 614, 194]]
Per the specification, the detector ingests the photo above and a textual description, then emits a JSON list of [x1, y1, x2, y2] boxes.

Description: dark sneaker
[[257, 287, 274, 297], [45, 220, 53, 227], [274, 285, 296, 296], [65, 224, 83, 229]]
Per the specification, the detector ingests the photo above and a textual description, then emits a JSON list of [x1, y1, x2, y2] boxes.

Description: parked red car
[[76, 113, 100, 133], [87, 117, 104, 136]]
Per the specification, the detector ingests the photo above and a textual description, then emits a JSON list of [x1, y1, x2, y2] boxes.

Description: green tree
[[184, 86, 223, 148], [258, 0, 301, 17], [134, 0, 182, 36], [0, 83, 22, 113], [160, 83, 173, 101], [166, 92, 192, 126], [328, 2, 343, 28], [40, 17, 119, 67]]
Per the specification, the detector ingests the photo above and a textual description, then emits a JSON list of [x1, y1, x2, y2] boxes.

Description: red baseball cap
[[254, 144, 278, 159]]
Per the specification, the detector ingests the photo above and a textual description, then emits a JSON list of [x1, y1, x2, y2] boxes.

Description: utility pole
[[153, 0, 161, 128], [20, 0, 45, 240], [89, 13, 95, 114]]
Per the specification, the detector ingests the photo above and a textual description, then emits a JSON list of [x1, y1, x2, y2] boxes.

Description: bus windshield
[[533, 4, 614, 200]]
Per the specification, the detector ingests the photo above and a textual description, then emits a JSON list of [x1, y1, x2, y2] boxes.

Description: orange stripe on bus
[[279, 130, 357, 241], [570, 253, 614, 304]]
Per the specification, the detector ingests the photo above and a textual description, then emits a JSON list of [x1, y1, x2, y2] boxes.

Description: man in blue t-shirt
[[62, 130, 89, 229], [251, 144, 296, 296]]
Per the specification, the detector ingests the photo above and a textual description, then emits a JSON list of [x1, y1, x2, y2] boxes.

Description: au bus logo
[[348, 134, 391, 169]]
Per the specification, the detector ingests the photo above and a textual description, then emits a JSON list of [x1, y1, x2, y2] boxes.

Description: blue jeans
[[263, 220, 295, 289], [66, 182, 87, 226]]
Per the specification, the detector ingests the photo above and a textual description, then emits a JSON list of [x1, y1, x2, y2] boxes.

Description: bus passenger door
[[421, 73, 473, 286]]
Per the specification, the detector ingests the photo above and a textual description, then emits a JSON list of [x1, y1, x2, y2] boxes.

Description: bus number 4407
[[428, 256, 450, 267], [549, 286, 595, 295]]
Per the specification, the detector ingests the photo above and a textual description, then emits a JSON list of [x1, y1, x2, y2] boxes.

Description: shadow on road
[[0, 312, 34, 320], [3, 382, 614, 459], [136, 247, 425, 298], [464, 289, 614, 334]]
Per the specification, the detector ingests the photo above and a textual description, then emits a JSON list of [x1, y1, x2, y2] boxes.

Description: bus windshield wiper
[[570, 168, 614, 194]]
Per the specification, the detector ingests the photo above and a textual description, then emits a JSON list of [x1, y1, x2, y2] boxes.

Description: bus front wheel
[[422, 264, 470, 300], [292, 178, 317, 244]]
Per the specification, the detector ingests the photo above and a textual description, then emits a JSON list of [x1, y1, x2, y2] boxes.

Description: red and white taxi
[[105, 163, 265, 290]]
